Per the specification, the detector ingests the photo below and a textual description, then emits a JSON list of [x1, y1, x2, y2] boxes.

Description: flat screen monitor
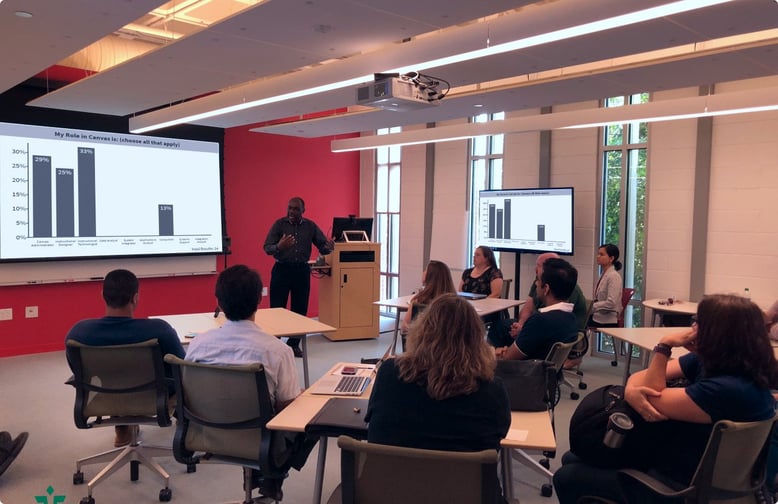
[[332, 216, 373, 242], [478, 187, 574, 255], [0, 121, 224, 262]]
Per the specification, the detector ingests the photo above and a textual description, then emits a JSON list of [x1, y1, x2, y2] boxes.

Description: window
[[375, 127, 401, 301], [467, 112, 505, 262], [597, 93, 649, 358]]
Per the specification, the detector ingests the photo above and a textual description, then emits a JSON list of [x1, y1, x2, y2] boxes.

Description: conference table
[[642, 298, 698, 327], [266, 362, 555, 504], [598, 326, 689, 385], [374, 294, 526, 355], [151, 308, 336, 387]]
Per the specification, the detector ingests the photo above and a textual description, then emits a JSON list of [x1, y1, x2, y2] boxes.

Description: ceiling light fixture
[[130, 0, 733, 134], [330, 86, 778, 152]]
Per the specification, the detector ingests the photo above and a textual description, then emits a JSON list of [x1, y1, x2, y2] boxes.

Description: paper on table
[[507, 429, 528, 441]]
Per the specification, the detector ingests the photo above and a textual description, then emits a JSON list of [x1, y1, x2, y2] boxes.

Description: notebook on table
[[458, 291, 487, 300], [310, 373, 371, 396]]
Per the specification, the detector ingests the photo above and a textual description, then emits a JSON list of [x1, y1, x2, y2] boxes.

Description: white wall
[[645, 87, 699, 303], [704, 77, 778, 307]]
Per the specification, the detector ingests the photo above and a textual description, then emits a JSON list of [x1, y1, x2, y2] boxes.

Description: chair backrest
[[545, 334, 582, 373], [618, 416, 777, 504], [66, 339, 171, 429], [336, 435, 498, 504], [164, 355, 277, 466], [500, 278, 513, 299], [691, 417, 776, 503], [617, 288, 636, 328]]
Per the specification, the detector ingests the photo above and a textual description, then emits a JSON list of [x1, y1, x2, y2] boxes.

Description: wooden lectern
[[318, 241, 380, 341]]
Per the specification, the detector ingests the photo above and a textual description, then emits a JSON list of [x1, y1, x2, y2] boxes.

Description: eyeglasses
[[691, 315, 698, 325]]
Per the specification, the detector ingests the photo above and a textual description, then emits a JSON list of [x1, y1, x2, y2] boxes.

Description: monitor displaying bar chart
[[478, 187, 574, 255], [0, 122, 223, 261]]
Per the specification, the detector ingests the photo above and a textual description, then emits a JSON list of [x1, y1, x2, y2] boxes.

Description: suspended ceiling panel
[[0, 0, 167, 94], [29, 0, 538, 116]]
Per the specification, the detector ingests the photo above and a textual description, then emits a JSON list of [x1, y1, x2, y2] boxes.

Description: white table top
[[642, 298, 698, 315], [375, 295, 524, 317], [267, 362, 555, 451], [151, 308, 336, 341], [598, 326, 686, 352]]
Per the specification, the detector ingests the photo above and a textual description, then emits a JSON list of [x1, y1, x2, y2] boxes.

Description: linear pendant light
[[330, 86, 778, 152], [129, 0, 733, 134]]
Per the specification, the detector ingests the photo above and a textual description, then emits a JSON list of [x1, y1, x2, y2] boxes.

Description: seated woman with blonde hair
[[400, 260, 456, 334], [366, 293, 511, 502]]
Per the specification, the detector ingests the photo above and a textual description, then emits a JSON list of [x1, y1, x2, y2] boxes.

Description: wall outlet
[[262, 287, 268, 296], [25, 306, 39, 318], [0, 308, 12, 321]]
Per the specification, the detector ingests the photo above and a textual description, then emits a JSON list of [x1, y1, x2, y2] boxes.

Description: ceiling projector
[[356, 73, 446, 112]]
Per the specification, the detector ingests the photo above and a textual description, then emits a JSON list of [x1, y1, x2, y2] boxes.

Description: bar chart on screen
[[0, 122, 223, 261]]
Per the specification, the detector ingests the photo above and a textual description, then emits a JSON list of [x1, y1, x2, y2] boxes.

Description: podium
[[318, 241, 380, 341]]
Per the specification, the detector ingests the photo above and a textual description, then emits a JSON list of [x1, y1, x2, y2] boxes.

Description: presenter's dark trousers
[[270, 262, 311, 349]]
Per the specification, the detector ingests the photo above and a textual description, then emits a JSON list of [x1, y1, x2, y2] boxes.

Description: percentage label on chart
[[11, 177, 28, 183], [16, 220, 28, 226], [12, 192, 28, 197], [11, 148, 28, 155], [15, 235, 27, 240], [11, 163, 27, 169], [12, 206, 29, 212]]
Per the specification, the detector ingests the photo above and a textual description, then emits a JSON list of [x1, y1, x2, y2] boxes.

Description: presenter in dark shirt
[[65, 269, 185, 447], [263, 197, 332, 357]]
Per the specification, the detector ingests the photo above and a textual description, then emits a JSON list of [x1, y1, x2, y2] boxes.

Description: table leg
[[313, 436, 328, 504], [302, 335, 310, 388], [389, 312, 401, 357], [621, 342, 633, 386], [500, 447, 515, 500]]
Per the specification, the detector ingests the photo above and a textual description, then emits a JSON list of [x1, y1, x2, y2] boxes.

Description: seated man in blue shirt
[[497, 258, 579, 360], [65, 269, 185, 447]]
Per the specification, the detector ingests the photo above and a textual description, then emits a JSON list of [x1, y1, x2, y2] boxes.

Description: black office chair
[[66, 339, 173, 504]]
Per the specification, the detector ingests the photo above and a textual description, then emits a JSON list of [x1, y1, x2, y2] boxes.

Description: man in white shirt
[[185, 265, 312, 500]]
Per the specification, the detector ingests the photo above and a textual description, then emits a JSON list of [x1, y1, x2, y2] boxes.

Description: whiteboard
[[0, 255, 216, 286]]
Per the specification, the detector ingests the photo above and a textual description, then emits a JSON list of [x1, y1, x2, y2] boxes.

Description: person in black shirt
[[263, 197, 332, 356]]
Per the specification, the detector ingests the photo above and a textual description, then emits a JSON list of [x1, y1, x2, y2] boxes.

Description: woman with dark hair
[[367, 292, 511, 458], [460, 245, 504, 298], [554, 294, 778, 503], [589, 243, 623, 328], [401, 260, 456, 332]]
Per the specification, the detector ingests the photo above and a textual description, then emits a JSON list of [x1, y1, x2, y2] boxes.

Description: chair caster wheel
[[541, 484, 553, 497], [159, 488, 172, 501], [131, 460, 140, 481], [611, 360, 618, 367], [187, 463, 197, 473], [80, 497, 95, 504], [539, 458, 550, 469], [570, 392, 580, 400], [579, 382, 588, 390], [73, 471, 85, 484]]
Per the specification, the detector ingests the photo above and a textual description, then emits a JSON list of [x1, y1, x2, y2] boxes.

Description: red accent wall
[[222, 129, 360, 312], [0, 129, 359, 357]]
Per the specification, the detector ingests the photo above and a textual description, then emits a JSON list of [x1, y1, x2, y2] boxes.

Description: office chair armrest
[[617, 469, 695, 499]]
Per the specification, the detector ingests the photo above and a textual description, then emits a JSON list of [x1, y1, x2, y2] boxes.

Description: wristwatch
[[653, 343, 672, 357]]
